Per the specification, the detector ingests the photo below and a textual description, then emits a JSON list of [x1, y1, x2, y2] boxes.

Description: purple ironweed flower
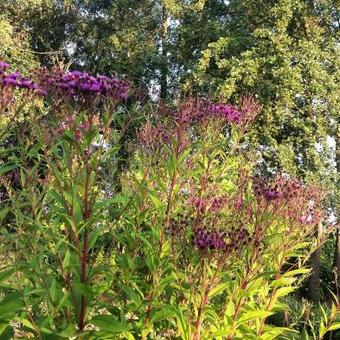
[[0, 67, 44, 95], [253, 175, 325, 226], [3, 77, 17, 86], [235, 198, 243, 210], [209, 103, 241, 123], [193, 225, 250, 253], [0, 61, 9, 70], [189, 196, 226, 214], [189, 197, 207, 213], [193, 228, 227, 251], [227, 226, 251, 249], [6, 72, 21, 80], [34, 66, 130, 104], [137, 123, 170, 150], [209, 196, 226, 212], [206, 95, 261, 126], [264, 189, 281, 201]]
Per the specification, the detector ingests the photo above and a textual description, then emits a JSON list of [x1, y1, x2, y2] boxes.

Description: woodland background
[[0, 0, 339, 339]]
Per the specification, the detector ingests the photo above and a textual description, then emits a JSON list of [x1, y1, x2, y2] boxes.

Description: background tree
[[192, 0, 339, 300]]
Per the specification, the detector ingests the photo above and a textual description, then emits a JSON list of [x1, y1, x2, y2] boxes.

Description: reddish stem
[[78, 155, 91, 331]]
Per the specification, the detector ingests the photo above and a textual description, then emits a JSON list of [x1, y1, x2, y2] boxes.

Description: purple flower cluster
[[263, 189, 282, 201], [0, 60, 130, 102], [193, 226, 251, 253], [0, 61, 9, 70], [190, 197, 206, 213], [228, 226, 251, 249], [252, 175, 325, 227], [194, 228, 227, 251], [174, 99, 243, 126], [0, 61, 45, 95], [209, 196, 226, 212], [208, 104, 241, 123], [253, 176, 306, 203], [41, 69, 129, 100], [253, 178, 282, 202], [137, 123, 170, 150], [234, 197, 243, 210]]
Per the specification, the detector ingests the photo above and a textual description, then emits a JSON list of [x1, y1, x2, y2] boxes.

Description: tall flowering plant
[[107, 96, 334, 339], [0, 60, 339, 339], [0, 61, 133, 338]]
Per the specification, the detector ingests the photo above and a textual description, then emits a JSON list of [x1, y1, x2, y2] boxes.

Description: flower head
[[0, 61, 9, 71]]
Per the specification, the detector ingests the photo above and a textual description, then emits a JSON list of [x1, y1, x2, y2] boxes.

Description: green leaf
[[56, 292, 72, 311], [274, 287, 296, 298], [88, 227, 104, 251], [20, 168, 26, 187], [28, 142, 42, 158], [90, 315, 128, 333], [225, 301, 235, 317], [63, 130, 74, 142], [72, 282, 93, 298], [167, 155, 177, 177], [49, 189, 65, 206], [272, 277, 296, 287], [0, 292, 23, 320], [0, 269, 14, 284], [141, 325, 152, 339], [260, 326, 296, 339], [208, 283, 228, 298], [0, 208, 9, 223], [21, 319, 36, 331], [239, 310, 274, 323], [62, 250, 70, 270], [151, 306, 177, 323], [122, 286, 142, 310], [84, 128, 98, 146], [160, 240, 171, 259], [282, 268, 311, 277], [0, 164, 16, 176], [59, 324, 77, 337], [0, 325, 14, 340], [175, 309, 190, 340], [49, 278, 56, 302], [177, 148, 192, 166], [148, 191, 163, 210], [158, 273, 176, 289], [328, 322, 340, 331]]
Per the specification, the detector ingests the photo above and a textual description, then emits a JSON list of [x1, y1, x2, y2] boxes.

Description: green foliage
[[0, 0, 339, 336], [194, 0, 339, 179], [0, 18, 38, 73]]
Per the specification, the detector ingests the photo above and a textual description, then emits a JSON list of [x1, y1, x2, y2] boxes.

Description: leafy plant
[[0, 61, 339, 339]]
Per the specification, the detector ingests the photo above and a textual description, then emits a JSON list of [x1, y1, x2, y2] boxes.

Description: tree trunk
[[309, 220, 323, 301], [160, 5, 168, 100], [334, 129, 340, 292], [334, 227, 340, 293]]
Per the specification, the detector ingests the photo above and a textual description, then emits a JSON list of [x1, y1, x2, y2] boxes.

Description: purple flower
[[3, 78, 17, 86], [6, 72, 21, 80], [90, 83, 101, 92], [209, 103, 241, 123], [0, 61, 9, 70], [235, 198, 243, 210], [0, 61, 129, 102], [264, 189, 281, 201], [18, 79, 34, 89], [70, 71, 83, 77], [80, 83, 92, 92], [40, 69, 129, 101], [193, 228, 227, 252]]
